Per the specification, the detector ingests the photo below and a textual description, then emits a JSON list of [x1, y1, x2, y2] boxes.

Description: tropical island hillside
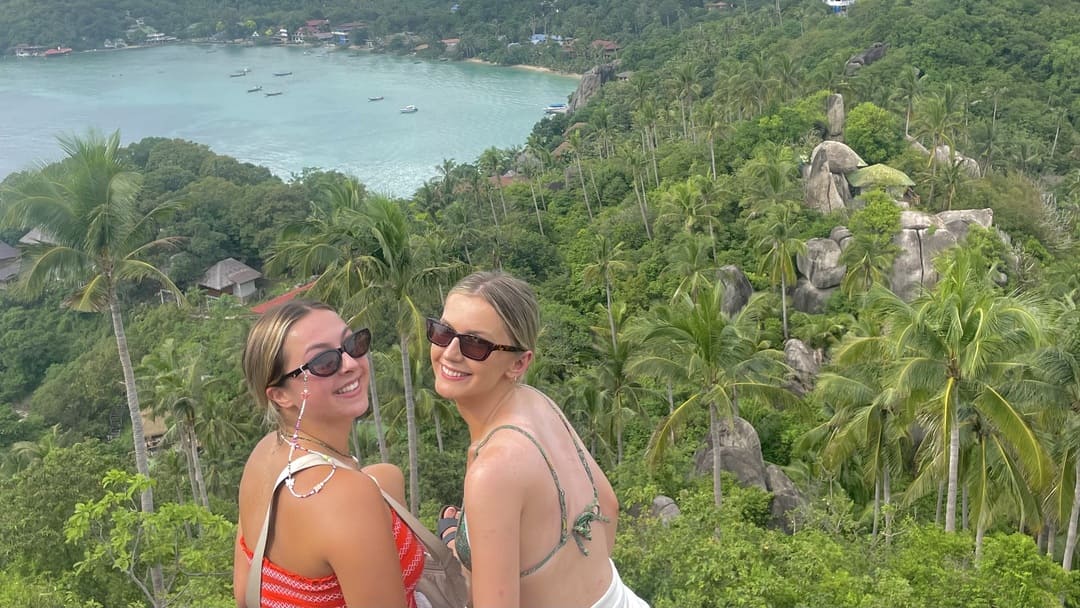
[[2, 0, 1080, 606]]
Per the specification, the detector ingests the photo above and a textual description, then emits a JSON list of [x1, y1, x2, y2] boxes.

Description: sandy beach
[[465, 57, 581, 79]]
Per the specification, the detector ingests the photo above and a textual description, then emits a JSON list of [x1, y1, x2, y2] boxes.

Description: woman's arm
[[362, 462, 407, 505], [233, 526, 248, 607], [463, 442, 528, 608], [318, 471, 410, 608]]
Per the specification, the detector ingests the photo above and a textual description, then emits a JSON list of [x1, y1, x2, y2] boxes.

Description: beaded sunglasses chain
[[283, 374, 338, 499]]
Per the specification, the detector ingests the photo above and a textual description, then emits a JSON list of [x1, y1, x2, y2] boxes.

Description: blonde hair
[[242, 300, 334, 426], [448, 271, 538, 352]]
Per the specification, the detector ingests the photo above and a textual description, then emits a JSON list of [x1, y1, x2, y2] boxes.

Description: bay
[[0, 45, 578, 197]]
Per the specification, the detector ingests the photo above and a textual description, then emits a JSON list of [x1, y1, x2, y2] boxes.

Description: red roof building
[[250, 281, 315, 315]]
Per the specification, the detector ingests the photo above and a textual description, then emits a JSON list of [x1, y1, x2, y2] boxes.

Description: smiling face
[[430, 293, 530, 404], [266, 308, 370, 422]]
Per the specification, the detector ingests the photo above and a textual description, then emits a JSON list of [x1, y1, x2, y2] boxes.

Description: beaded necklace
[[282, 379, 350, 499], [278, 430, 358, 466]]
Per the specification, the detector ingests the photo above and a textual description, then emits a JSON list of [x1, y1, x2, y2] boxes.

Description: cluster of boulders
[[643, 60, 1011, 534]]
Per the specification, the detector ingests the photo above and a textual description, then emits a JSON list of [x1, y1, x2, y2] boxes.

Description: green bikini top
[[454, 388, 609, 577]]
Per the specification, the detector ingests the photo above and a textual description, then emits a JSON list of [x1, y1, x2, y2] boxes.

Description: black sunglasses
[[277, 328, 372, 383], [426, 318, 525, 362]]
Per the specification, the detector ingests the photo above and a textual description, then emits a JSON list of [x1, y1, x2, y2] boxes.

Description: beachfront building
[[198, 257, 262, 301], [823, 0, 855, 14], [0, 241, 20, 287]]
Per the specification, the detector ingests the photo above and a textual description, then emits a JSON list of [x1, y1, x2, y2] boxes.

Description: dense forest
[[3, 0, 1080, 606]]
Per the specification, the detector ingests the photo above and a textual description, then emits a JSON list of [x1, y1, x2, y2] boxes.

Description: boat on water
[[368, 96, 384, 101], [273, 71, 293, 77], [265, 91, 284, 97], [399, 105, 418, 113], [229, 71, 247, 78], [247, 85, 263, 93], [543, 102, 569, 114]]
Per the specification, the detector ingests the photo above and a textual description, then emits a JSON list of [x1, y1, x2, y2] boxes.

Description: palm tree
[[865, 248, 1049, 533], [1030, 293, 1080, 568], [740, 142, 800, 218], [436, 158, 459, 204], [267, 177, 392, 461], [631, 282, 793, 507], [914, 87, 963, 206], [567, 129, 594, 220], [750, 202, 805, 340], [0, 425, 64, 475], [350, 195, 454, 513], [581, 234, 631, 352], [666, 233, 717, 302], [478, 146, 508, 220], [138, 338, 227, 510], [669, 60, 703, 139], [839, 233, 898, 298], [811, 327, 911, 541], [0, 130, 183, 604], [616, 141, 652, 239], [586, 302, 648, 465], [896, 66, 925, 138]]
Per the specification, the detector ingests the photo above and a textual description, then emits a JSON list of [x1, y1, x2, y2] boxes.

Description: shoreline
[[464, 57, 581, 79]]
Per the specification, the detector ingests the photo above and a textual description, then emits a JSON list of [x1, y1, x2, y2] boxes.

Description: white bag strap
[[245, 453, 335, 607], [380, 491, 453, 564]]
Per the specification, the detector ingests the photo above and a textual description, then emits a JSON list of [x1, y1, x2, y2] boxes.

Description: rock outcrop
[[826, 94, 845, 142], [568, 62, 617, 113], [693, 417, 805, 532], [845, 42, 887, 75], [785, 338, 822, 396], [792, 228, 851, 313], [890, 208, 994, 300], [650, 495, 681, 525], [719, 265, 753, 317], [803, 141, 865, 214]]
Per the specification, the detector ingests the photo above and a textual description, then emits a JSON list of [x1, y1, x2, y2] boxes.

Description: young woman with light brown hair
[[234, 300, 425, 608]]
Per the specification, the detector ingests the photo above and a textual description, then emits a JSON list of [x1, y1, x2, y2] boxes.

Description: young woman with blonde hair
[[429, 271, 648, 608]]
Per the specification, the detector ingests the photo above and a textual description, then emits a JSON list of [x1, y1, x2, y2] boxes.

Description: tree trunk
[[434, 409, 444, 453], [529, 183, 545, 236], [780, 273, 789, 340], [604, 282, 617, 352], [709, 401, 723, 508], [108, 295, 166, 604], [1063, 457, 1080, 570], [367, 357, 390, 463], [486, 188, 500, 228], [632, 172, 652, 240], [1047, 522, 1056, 558], [182, 429, 200, 505], [872, 478, 881, 538], [962, 485, 969, 531], [935, 480, 944, 526], [883, 468, 893, 544], [709, 136, 717, 179], [975, 522, 986, 563], [400, 335, 421, 515], [188, 423, 210, 510], [945, 420, 960, 532], [576, 155, 593, 220], [650, 126, 661, 187]]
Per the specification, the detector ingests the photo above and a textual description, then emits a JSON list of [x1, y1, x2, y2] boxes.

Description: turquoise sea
[[0, 45, 578, 197]]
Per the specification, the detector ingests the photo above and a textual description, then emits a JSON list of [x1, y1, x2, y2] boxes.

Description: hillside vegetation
[[2, 0, 1080, 606]]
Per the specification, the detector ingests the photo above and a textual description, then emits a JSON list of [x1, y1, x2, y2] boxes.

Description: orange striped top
[[242, 508, 425, 607]]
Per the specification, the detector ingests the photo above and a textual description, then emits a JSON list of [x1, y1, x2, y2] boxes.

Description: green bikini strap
[[525, 386, 611, 554], [474, 424, 569, 576]]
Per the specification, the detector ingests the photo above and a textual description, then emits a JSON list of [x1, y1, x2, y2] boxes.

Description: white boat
[[544, 102, 569, 114], [368, 96, 384, 101], [399, 105, 418, 113]]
